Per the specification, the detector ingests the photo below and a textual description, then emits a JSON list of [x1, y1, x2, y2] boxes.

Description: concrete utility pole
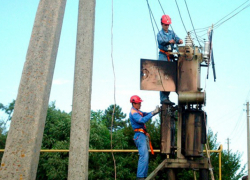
[[0, 1, 66, 179], [227, 138, 230, 156], [68, 0, 96, 179], [247, 102, 250, 179]]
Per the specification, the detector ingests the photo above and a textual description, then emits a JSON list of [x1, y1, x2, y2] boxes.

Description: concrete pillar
[[0, 0, 66, 179], [68, 0, 96, 179]]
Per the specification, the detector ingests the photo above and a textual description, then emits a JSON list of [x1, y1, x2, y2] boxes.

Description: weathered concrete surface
[[0, 0, 66, 179], [68, 0, 96, 179]]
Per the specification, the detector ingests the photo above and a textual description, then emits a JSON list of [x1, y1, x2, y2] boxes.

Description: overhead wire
[[228, 109, 244, 139], [174, 0, 189, 34], [190, 0, 250, 34], [145, 0, 166, 91], [145, 0, 163, 40], [191, 2, 250, 37], [157, 0, 176, 34], [213, 3, 250, 29], [146, 0, 158, 56], [184, 0, 202, 47], [110, 0, 117, 179], [214, 0, 249, 26], [174, 0, 197, 47]]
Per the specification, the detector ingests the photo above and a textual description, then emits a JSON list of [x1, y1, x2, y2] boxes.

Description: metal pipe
[[179, 92, 206, 104], [218, 145, 223, 180], [0, 146, 223, 179], [0, 148, 222, 153]]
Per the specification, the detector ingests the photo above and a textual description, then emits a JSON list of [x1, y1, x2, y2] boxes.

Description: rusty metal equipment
[[140, 59, 177, 92], [141, 33, 215, 180]]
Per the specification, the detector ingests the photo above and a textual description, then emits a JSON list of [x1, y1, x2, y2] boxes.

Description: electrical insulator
[[185, 32, 193, 46], [203, 41, 210, 62]]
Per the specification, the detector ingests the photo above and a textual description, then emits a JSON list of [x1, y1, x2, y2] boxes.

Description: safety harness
[[134, 128, 154, 155], [159, 49, 171, 61]]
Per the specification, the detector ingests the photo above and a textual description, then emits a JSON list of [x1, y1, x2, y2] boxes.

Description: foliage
[[0, 101, 247, 179], [0, 100, 15, 122], [36, 102, 71, 180], [103, 104, 126, 131], [0, 121, 7, 160]]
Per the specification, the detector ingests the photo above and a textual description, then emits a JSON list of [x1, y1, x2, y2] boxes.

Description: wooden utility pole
[[247, 102, 250, 179]]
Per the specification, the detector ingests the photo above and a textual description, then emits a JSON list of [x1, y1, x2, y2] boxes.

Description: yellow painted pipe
[[218, 144, 223, 180], [0, 144, 223, 180], [0, 149, 220, 153]]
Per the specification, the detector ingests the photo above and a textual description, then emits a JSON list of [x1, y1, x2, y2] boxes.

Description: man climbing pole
[[129, 95, 160, 180], [157, 14, 183, 104]]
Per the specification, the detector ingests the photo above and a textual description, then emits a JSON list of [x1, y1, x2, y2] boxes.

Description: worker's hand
[[179, 39, 183, 44], [169, 39, 175, 44], [152, 105, 161, 115]]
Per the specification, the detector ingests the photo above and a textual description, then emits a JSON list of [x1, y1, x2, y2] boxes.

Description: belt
[[160, 49, 170, 61], [134, 128, 154, 155]]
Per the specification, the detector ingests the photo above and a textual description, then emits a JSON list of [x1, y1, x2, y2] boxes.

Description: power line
[[190, 1, 250, 33], [191, 2, 250, 38], [214, 3, 250, 29], [229, 110, 244, 139], [214, 0, 249, 26], [184, 0, 202, 47], [174, 0, 189, 35], [146, 0, 163, 39], [146, 0, 158, 56], [157, 0, 175, 33]]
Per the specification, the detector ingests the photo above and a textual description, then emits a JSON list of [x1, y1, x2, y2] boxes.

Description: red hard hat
[[161, 15, 171, 25], [130, 95, 143, 103]]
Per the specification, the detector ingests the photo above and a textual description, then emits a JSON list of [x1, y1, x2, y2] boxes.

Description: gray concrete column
[[68, 0, 96, 179], [0, 0, 66, 179]]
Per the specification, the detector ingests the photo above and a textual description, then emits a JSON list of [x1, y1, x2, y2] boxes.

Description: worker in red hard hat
[[157, 14, 183, 104], [129, 95, 160, 180]]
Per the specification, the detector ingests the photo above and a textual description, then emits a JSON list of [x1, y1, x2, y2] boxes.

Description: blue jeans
[[159, 53, 170, 102], [134, 133, 149, 178]]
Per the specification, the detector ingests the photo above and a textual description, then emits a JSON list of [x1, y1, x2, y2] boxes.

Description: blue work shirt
[[157, 29, 181, 52], [129, 107, 153, 130]]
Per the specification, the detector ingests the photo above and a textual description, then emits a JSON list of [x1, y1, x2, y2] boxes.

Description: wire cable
[[190, 1, 249, 33], [191, 2, 250, 38], [174, 0, 195, 47], [213, 3, 250, 29], [214, 0, 249, 26], [228, 110, 244, 139], [146, 0, 158, 57], [157, 0, 175, 33], [184, 0, 202, 47], [174, 0, 189, 35], [146, 0, 163, 39], [110, 0, 117, 179]]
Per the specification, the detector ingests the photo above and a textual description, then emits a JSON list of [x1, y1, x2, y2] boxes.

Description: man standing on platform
[[129, 95, 160, 180], [157, 14, 183, 104]]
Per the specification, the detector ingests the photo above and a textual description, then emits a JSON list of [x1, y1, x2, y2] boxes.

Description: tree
[[175, 129, 246, 180], [0, 121, 7, 160], [0, 101, 247, 179], [103, 104, 126, 131], [36, 102, 71, 180], [207, 129, 246, 180], [0, 100, 15, 122]]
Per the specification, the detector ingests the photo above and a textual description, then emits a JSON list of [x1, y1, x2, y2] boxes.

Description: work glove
[[152, 105, 160, 115]]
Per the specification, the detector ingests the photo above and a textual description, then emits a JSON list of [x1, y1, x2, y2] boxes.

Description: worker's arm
[[172, 32, 183, 44], [142, 111, 151, 116], [132, 112, 153, 124]]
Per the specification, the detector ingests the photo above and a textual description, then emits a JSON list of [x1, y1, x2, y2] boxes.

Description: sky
[[1, 0, 250, 175]]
